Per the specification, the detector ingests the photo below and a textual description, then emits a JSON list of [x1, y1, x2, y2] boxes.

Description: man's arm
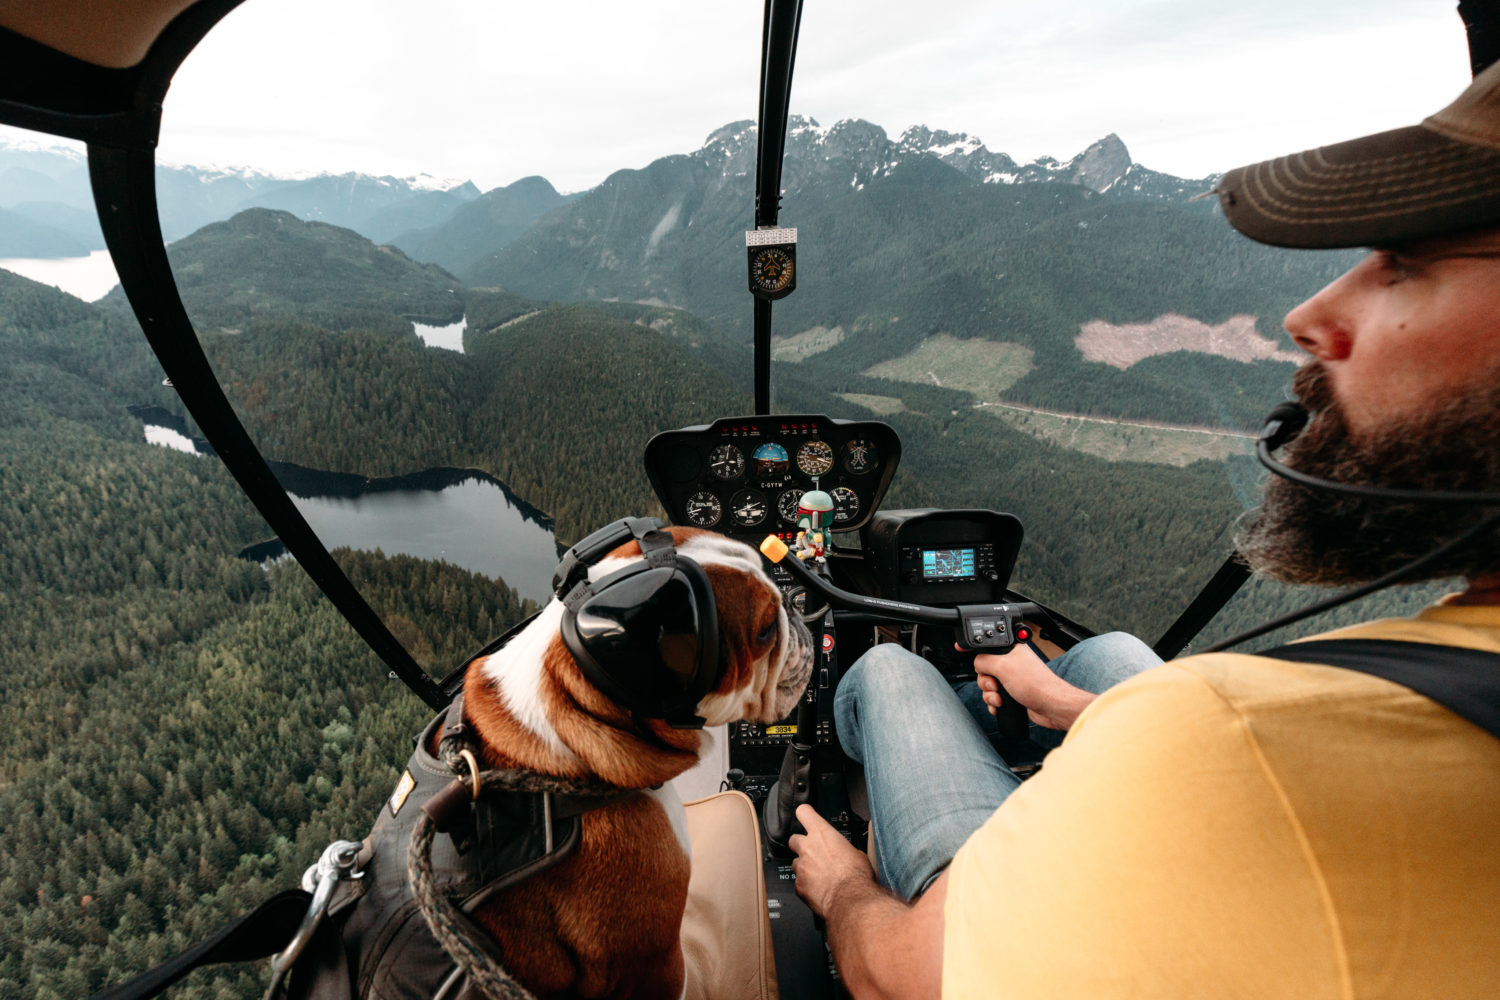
[[788, 803, 944, 999]]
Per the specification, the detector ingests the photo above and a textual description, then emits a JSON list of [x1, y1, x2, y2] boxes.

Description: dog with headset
[[322, 517, 814, 1000]]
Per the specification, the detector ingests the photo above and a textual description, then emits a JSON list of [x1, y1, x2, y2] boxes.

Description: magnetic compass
[[745, 228, 799, 301], [749, 246, 795, 295]]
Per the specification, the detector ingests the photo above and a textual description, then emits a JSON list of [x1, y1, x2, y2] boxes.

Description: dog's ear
[[559, 525, 722, 728]]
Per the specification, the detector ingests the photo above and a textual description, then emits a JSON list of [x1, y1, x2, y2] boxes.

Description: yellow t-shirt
[[943, 602, 1500, 999]]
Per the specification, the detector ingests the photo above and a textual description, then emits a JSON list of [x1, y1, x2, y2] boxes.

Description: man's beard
[[1235, 363, 1500, 586]]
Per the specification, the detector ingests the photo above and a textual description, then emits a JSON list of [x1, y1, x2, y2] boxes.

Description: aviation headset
[[552, 516, 722, 729], [1259, 401, 1500, 506]]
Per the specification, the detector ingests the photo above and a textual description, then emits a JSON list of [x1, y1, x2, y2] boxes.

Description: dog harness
[[283, 695, 641, 1000]]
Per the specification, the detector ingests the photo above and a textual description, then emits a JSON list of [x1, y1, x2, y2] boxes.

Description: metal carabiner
[[263, 839, 364, 1000]]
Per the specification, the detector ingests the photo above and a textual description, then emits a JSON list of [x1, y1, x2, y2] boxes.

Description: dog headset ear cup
[[557, 542, 721, 726]]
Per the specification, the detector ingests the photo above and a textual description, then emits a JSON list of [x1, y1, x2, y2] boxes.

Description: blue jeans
[[834, 632, 1162, 900]]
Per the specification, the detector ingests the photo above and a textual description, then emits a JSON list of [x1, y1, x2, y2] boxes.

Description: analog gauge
[[831, 486, 861, 523], [708, 443, 745, 481], [749, 246, 795, 295], [730, 489, 769, 528], [684, 491, 722, 528], [841, 438, 878, 475], [752, 442, 790, 478], [796, 439, 834, 477], [778, 488, 805, 524]]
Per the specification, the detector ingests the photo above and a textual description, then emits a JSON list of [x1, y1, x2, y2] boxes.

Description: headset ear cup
[[561, 602, 639, 712], [560, 559, 720, 724], [679, 556, 720, 707]]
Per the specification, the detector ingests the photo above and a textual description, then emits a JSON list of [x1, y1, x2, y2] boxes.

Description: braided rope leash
[[406, 766, 629, 1000]]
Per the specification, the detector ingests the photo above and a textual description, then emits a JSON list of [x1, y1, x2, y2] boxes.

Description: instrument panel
[[643, 415, 901, 540]]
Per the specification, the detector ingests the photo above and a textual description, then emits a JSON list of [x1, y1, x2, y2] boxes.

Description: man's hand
[[788, 804, 944, 999], [788, 803, 875, 917], [971, 642, 1095, 731]]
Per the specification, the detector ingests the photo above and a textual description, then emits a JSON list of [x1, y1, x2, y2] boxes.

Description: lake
[[412, 315, 467, 352], [0, 249, 119, 301], [132, 405, 559, 602]]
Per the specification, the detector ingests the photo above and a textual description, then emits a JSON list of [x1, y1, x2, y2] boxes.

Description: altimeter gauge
[[796, 439, 834, 477], [730, 489, 769, 528], [831, 486, 860, 523], [841, 438, 877, 475], [778, 488, 805, 524], [709, 443, 746, 480], [684, 491, 722, 527]]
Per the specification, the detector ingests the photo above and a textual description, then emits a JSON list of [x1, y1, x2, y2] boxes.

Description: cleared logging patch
[[772, 325, 846, 361], [1076, 314, 1301, 369], [862, 335, 1033, 402], [835, 392, 907, 415]]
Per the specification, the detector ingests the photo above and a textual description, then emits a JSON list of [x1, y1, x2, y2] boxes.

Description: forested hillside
[[391, 175, 572, 275], [102, 209, 466, 332], [0, 269, 536, 996]]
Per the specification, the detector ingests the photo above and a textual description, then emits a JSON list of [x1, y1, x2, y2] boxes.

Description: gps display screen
[[922, 547, 976, 581]]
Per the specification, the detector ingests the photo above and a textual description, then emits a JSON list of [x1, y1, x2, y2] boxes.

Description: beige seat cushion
[[680, 791, 779, 1000]]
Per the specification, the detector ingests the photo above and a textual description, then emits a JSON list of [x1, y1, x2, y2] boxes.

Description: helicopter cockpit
[[3, 1, 1494, 997]]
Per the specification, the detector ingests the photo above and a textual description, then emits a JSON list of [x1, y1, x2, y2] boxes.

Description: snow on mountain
[[693, 117, 1209, 201], [402, 172, 472, 193]]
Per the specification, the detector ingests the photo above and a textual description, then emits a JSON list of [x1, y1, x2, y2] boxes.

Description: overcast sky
[[3, 0, 1478, 193]]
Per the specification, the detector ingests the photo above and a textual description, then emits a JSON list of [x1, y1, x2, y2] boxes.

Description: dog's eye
[[756, 622, 778, 645]]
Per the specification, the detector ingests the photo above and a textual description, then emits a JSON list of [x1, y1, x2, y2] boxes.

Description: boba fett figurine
[[794, 489, 834, 562]]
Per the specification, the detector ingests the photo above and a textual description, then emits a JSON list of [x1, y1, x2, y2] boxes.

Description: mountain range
[[5, 116, 1341, 441], [0, 118, 1195, 262], [398, 117, 1210, 285], [0, 139, 479, 256]]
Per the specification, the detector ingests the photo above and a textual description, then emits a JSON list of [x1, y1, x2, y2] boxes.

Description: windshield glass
[[0, 1, 1473, 993]]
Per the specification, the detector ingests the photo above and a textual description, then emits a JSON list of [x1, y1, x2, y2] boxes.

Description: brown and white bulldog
[[445, 526, 813, 998]]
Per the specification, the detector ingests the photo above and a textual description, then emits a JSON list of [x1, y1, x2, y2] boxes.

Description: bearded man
[[789, 57, 1500, 1000]]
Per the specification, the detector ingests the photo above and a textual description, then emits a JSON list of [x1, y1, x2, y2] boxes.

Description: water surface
[[0, 249, 119, 301], [131, 404, 556, 601]]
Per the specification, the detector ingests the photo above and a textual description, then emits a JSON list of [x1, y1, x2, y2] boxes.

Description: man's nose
[[1283, 274, 1355, 362]]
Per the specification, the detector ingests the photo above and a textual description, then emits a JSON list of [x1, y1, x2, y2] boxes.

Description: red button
[[1016, 627, 1030, 641]]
